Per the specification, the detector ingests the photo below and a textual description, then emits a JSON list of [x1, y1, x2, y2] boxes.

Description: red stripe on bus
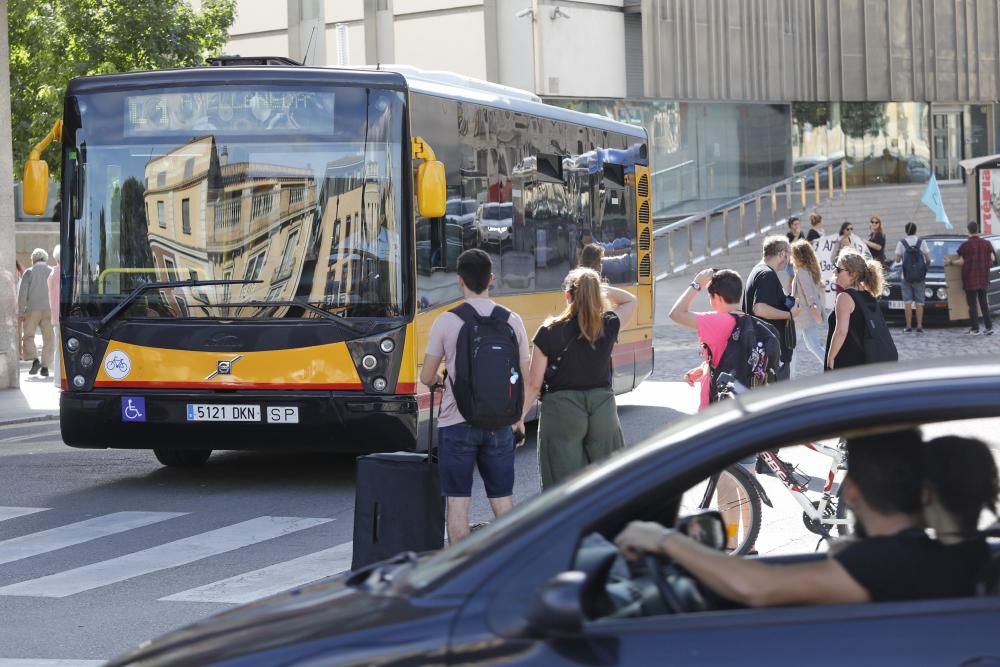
[[93, 380, 365, 391]]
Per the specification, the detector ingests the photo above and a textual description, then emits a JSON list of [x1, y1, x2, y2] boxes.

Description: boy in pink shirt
[[668, 268, 743, 409]]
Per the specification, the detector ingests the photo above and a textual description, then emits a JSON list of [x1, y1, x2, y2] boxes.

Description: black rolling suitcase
[[350, 384, 446, 570]]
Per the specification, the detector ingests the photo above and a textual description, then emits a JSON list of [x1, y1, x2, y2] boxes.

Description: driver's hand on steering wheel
[[614, 521, 675, 562]]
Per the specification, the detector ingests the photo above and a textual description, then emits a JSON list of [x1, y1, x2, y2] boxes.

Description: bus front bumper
[[60, 390, 418, 452]]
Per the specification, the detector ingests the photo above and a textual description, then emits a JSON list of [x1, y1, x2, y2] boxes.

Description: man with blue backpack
[[419, 249, 531, 542], [894, 222, 932, 333]]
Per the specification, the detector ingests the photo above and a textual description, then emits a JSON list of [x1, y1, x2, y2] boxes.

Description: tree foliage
[[8, 0, 237, 177]]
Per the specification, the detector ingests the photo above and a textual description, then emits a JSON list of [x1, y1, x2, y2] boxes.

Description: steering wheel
[[644, 555, 686, 614]]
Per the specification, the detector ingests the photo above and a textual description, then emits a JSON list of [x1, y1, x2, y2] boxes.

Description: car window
[[572, 416, 1000, 622], [926, 239, 963, 267]]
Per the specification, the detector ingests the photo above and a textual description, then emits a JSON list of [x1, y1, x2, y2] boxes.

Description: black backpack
[[706, 314, 781, 403], [449, 303, 524, 429], [847, 291, 899, 364], [900, 238, 927, 282]]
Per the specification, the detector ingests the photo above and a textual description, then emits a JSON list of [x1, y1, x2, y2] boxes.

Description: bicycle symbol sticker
[[104, 350, 132, 380], [121, 397, 146, 422]]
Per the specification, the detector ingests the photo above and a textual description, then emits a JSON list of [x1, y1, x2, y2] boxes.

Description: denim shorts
[[437, 422, 516, 498], [900, 280, 926, 305]]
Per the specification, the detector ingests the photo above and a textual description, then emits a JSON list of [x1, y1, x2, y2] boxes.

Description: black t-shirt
[[869, 230, 887, 262], [806, 229, 821, 242], [743, 262, 793, 363], [834, 528, 990, 602], [533, 312, 621, 392]]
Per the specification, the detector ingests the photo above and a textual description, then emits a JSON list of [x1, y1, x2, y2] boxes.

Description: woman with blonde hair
[[790, 239, 826, 374], [826, 249, 886, 370], [522, 267, 637, 489]]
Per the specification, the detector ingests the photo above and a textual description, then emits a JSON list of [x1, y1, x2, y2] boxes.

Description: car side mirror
[[525, 571, 588, 637], [676, 510, 728, 551]]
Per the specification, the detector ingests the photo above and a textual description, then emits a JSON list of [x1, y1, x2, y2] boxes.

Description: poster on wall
[[979, 168, 1000, 235], [813, 233, 872, 310]]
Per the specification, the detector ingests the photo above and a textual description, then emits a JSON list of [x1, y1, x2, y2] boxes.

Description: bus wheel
[[154, 448, 212, 468]]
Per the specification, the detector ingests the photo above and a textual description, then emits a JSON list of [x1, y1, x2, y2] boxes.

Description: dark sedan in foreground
[[109, 358, 1000, 666], [881, 233, 1000, 323]]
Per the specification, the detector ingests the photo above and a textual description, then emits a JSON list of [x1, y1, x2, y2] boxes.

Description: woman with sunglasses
[[833, 221, 855, 264], [826, 249, 886, 370], [866, 216, 887, 266]]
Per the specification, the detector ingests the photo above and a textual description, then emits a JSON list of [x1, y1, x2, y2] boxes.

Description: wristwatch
[[689, 282, 702, 291]]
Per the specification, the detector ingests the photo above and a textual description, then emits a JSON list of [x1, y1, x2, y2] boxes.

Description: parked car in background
[[108, 358, 1000, 666], [880, 233, 1000, 323]]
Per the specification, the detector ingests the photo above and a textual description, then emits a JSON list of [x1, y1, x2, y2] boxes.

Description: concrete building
[[211, 0, 1000, 218]]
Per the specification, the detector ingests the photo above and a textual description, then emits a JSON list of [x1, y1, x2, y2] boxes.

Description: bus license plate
[[186, 404, 261, 422]]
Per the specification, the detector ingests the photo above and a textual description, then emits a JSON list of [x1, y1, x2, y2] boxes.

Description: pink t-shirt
[[696, 311, 737, 409], [425, 297, 531, 428]]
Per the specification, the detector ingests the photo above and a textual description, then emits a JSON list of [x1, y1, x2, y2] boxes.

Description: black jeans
[[966, 289, 993, 331]]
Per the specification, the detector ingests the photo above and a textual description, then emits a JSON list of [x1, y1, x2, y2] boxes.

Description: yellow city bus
[[22, 57, 653, 467]]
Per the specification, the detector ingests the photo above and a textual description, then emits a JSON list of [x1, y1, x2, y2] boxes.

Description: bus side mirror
[[417, 160, 446, 218], [23, 159, 50, 216]]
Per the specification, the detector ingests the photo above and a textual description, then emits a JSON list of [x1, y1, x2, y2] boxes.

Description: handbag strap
[[543, 322, 579, 390]]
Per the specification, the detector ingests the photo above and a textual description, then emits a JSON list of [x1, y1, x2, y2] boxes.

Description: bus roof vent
[[206, 55, 303, 67]]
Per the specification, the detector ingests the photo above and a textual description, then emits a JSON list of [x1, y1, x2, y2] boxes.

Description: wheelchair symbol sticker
[[121, 397, 146, 422], [104, 351, 132, 380]]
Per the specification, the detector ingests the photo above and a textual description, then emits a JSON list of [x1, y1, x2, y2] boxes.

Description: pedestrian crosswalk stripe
[[0, 511, 186, 566], [0, 507, 48, 523], [161, 541, 353, 604], [0, 516, 332, 598], [0, 429, 61, 443], [0, 660, 106, 666]]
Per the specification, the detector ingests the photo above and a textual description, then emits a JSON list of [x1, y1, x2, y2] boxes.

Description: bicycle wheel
[[680, 465, 762, 555]]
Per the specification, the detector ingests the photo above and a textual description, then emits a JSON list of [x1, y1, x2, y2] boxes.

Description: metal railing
[[653, 158, 848, 280]]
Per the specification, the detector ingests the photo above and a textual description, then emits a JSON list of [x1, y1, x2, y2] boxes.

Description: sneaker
[[39, 367, 49, 377], [916, 328, 924, 334], [28, 359, 40, 375], [968, 328, 981, 335], [902, 327, 912, 333], [987, 329, 995, 336]]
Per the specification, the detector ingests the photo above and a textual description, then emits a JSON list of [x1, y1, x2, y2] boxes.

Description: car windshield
[[926, 239, 963, 268], [400, 407, 740, 590], [65, 84, 408, 319], [483, 204, 513, 220]]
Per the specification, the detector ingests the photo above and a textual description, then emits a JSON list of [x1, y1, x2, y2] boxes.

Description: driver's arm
[[615, 521, 869, 607]]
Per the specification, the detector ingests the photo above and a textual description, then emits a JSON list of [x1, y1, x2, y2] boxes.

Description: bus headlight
[[72, 375, 86, 388], [924, 287, 934, 299], [80, 353, 94, 368], [66, 337, 80, 353], [936, 288, 948, 300], [379, 338, 395, 354], [361, 354, 378, 370], [372, 377, 388, 392]]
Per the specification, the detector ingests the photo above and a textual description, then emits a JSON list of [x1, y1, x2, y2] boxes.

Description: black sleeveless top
[[825, 288, 873, 370]]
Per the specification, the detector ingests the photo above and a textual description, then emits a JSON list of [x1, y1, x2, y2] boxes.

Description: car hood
[[106, 572, 454, 666]]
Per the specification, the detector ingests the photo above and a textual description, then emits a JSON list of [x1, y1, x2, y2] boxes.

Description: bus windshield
[[66, 84, 408, 319]]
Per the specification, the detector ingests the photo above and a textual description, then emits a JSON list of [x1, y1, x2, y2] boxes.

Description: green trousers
[[538, 387, 624, 490]]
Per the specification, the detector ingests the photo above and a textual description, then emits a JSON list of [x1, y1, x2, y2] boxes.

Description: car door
[[578, 596, 1000, 666]]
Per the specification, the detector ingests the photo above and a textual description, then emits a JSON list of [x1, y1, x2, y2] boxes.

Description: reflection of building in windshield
[[302, 146, 398, 315], [143, 135, 316, 317]]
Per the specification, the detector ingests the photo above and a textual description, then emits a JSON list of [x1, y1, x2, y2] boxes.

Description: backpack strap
[[449, 302, 479, 325], [900, 239, 912, 251]]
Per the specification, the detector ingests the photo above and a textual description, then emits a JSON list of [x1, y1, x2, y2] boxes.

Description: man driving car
[[615, 430, 989, 607]]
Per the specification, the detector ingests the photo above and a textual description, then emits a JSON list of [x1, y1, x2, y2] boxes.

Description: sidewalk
[[0, 361, 60, 425]]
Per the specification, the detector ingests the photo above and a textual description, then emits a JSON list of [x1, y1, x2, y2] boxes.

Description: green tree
[[8, 0, 236, 177]]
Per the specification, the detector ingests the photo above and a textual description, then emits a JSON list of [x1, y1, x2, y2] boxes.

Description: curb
[[0, 414, 59, 427]]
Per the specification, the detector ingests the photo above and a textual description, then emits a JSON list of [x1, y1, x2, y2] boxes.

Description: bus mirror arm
[[23, 119, 63, 216]]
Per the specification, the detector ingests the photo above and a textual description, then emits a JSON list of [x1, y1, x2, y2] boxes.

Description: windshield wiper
[[237, 300, 370, 334], [96, 279, 261, 334]]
